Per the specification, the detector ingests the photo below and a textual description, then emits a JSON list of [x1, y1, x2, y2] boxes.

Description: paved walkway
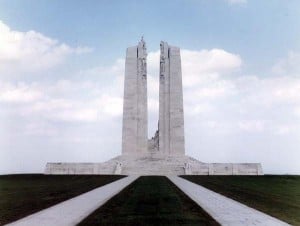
[[6, 176, 139, 226], [168, 176, 290, 226]]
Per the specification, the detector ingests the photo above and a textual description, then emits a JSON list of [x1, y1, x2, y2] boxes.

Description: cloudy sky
[[0, 0, 299, 174]]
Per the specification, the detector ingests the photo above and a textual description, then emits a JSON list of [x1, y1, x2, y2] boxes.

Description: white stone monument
[[122, 38, 148, 155], [45, 39, 263, 175], [158, 41, 185, 156]]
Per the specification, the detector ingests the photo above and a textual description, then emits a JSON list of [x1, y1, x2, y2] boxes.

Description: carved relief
[[140, 36, 147, 79], [160, 41, 164, 55], [160, 41, 166, 80], [160, 57, 165, 72], [142, 58, 147, 78]]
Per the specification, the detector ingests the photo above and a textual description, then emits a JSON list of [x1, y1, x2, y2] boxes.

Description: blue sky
[[1, 0, 299, 68], [0, 0, 300, 174]]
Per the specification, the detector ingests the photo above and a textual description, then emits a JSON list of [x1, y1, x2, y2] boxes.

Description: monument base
[[45, 154, 263, 175]]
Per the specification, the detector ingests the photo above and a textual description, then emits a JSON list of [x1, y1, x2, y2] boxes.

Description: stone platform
[[45, 154, 263, 176]]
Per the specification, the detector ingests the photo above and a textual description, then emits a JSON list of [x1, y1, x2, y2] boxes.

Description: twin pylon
[[122, 39, 185, 156], [45, 39, 264, 176]]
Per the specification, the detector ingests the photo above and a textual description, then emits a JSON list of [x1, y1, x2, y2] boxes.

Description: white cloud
[[1, 44, 300, 174], [272, 51, 300, 76], [28, 99, 100, 123], [173, 48, 300, 174], [274, 125, 291, 135], [236, 76, 300, 107], [181, 49, 242, 87], [80, 58, 125, 79], [294, 107, 300, 117], [185, 103, 214, 116], [193, 80, 237, 99], [94, 95, 123, 117], [1, 47, 298, 132], [18, 84, 123, 123], [238, 120, 265, 132], [0, 20, 92, 74], [0, 55, 126, 124], [0, 81, 42, 103], [25, 121, 58, 136]]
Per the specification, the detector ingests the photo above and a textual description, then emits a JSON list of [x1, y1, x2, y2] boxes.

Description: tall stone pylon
[[122, 38, 148, 155], [159, 41, 185, 156]]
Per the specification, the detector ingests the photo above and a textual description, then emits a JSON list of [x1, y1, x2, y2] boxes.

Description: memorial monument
[[122, 38, 148, 156], [45, 38, 263, 175]]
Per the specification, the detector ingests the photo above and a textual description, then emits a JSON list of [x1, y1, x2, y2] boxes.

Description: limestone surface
[[158, 41, 185, 156], [45, 154, 263, 175], [122, 38, 148, 155]]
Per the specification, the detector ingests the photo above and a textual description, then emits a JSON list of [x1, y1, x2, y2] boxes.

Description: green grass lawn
[[182, 175, 300, 225], [78, 176, 219, 226], [0, 174, 125, 225]]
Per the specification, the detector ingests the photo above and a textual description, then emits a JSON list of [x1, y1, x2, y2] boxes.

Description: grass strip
[[79, 176, 219, 226], [0, 174, 124, 225], [182, 175, 300, 225]]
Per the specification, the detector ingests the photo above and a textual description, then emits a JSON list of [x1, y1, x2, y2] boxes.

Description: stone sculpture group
[[45, 39, 263, 175]]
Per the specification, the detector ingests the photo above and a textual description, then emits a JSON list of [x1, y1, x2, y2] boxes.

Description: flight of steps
[[104, 154, 205, 175]]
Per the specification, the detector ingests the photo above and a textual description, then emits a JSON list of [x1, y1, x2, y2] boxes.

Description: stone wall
[[45, 156, 263, 176], [45, 163, 115, 175]]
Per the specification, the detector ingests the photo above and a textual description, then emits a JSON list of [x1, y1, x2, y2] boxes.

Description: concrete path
[[6, 176, 139, 226], [168, 176, 290, 226]]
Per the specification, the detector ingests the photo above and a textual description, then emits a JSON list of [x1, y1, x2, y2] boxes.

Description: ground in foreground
[[182, 175, 300, 226], [0, 174, 124, 225], [78, 176, 219, 226]]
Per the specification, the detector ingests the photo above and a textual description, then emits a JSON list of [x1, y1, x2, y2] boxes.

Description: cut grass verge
[[182, 175, 300, 225], [79, 176, 219, 226], [0, 174, 125, 225]]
